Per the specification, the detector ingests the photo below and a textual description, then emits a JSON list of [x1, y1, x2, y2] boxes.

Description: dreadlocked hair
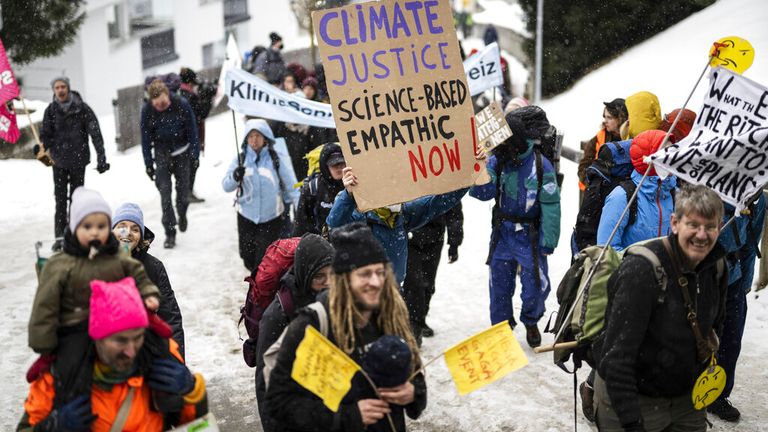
[[329, 263, 421, 370]]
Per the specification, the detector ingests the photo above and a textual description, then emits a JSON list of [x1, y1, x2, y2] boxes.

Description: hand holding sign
[[342, 166, 358, 194]]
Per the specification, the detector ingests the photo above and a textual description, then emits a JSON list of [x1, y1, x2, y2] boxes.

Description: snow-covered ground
[[2, 0, 768, 430]]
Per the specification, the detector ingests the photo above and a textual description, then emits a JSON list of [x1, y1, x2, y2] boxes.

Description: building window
[[224, 0, 249, 26], [141, 28, 180, 69], [107, 5, 123, 40]]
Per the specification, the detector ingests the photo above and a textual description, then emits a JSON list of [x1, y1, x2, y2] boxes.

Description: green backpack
[[549, 241, 667, 371]]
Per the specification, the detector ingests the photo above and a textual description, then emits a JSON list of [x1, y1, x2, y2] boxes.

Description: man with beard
[[265, 223, 426, 431], [595, 184, 728, 432], [39, 76, 109, 251]]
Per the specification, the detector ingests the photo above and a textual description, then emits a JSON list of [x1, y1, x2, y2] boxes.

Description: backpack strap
[[267, 144, 286, 193], [277, 286, 295, 317], [306, 302, 329, 338], [308, 176, 319, 197], [624, 243, 668, 304], [619, 180, 638, 227], [110, 387, 136, 432]]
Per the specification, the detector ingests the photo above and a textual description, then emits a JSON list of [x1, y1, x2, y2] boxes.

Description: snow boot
[[164, 232, 176, 249], [422, 323, 435, 338], [525, 324, 541, 348], [707, 398, 740, 422], [580, 381, 596, 422], [189, 192, 205, 203], [178, 215, 188, 232]]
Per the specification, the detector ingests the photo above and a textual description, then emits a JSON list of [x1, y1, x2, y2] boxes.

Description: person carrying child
[[27, 186, 160, 409]]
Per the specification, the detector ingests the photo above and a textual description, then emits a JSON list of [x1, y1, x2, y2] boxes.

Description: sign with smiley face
[[710, 36, 755, 74], [692, 362, 726, 410]]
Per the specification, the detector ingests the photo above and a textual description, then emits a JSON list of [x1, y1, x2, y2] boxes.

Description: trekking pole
[[537, 53, 717, 355]]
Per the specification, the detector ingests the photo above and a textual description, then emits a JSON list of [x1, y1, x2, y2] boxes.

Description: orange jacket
[[578, 129, 608, 191], [20, 341, 205, 431]]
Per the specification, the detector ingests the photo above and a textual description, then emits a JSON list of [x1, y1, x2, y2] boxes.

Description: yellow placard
[[291, 325, 361, 412], [443, 321, 528, 395], [710, 36, 754, 74], [692, 357, 726, 410]]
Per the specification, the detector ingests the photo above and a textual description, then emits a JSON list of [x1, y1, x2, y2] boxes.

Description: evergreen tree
[[0, 0, 86, 65], [517, 0, 714, 97]]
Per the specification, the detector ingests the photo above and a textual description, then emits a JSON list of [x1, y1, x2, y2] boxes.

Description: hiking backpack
[[509, 105, 564, 187], [239, 237, 301, 367], [572, 139, 636, 254], [549, 241, 667, 372]]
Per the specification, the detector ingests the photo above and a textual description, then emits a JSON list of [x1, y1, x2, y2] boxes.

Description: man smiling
[[595, 184, 729, 432]]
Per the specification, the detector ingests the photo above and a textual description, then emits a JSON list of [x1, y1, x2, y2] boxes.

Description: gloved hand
[[37, 394, 97, 432], [146, 165, 156, 181], [191, 158, 200, 170], [96, 161, 110, 174], [233, 165, 246, 182], [32, 144, 40, 156], [448, 245, 459, 263], [147, 358, 195, 395]]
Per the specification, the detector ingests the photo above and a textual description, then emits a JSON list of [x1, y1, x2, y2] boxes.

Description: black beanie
[[179, 67, 198, 85], [362, 335, 411, 387], [329, 222, 389, 274], [269, 32, 283, 45]]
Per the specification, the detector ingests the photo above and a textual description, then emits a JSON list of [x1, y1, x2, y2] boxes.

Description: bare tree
[[290, 0, 348, 66]]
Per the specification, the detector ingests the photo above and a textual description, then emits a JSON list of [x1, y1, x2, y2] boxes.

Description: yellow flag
[[291, 325, 361, 412], [444, 321, 528, 395]]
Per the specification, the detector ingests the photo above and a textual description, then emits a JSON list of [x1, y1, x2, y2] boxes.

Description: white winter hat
[[69, 187, 112, 233]]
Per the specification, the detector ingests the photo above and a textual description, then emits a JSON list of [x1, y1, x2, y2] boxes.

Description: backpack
[[549, 242, 667, 372], [508, 105, 564, 187], [239, 237, 301, 367], [262, 301, 329, 389], [572, 139, 635, 253]]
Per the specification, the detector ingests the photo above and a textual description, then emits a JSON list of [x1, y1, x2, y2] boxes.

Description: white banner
[[463, 42, 504, 97], [214, 34, 243, 107], [225, 68, 335, 128], [649, 67, 768, 211]]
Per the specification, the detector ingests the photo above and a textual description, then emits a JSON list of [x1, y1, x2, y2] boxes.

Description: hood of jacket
[[242, 119, 275, 147], [318, 142, 344, 189], [630, 129, 670, 176], [132, 226, 157, 261], [291, 234, 334, 307], [632, 169, 677, 198], [625, 91, 662, 139]]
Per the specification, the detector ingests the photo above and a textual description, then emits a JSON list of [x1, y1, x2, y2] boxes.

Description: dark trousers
[[52, 166, 86, 237], [237, 213, 284, 272], [155, 149, 190, 236], [717, 251, 755, 399], [403, 239, 444, 333], [189, 155, 199, 193]]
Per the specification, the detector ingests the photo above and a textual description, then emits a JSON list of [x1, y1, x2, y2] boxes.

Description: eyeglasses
[[684, 221, 719, 233], [312, 272, 330, 284], [354, 269, 387, 281]]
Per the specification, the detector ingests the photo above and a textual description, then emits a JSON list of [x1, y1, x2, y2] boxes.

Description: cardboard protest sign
[[710, 36, 754, 75], [464, 42, 504, 96], [313, 0, 482, 210], [291, 325, 361, 412], [0, 37, 20, 106], [443, 321, 528, 395], [475, 102, 511, 152], [649, 67, 768, 211], [226, 68, 335, 128]]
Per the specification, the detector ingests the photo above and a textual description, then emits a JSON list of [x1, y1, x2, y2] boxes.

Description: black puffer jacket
[[40, 91, 105, 170], [598, 234, 727, 427], [132, 226, 186, 358], [255, 234, 335, 432], [293, 143, 345, 237], [265, 296, 427, 432]]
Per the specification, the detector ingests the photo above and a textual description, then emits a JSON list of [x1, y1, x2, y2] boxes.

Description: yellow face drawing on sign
[[710, 36, 754, 74], [691, 356, 726, 410]]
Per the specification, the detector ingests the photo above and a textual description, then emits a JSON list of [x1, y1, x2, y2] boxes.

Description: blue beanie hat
[[362, 335, 412, 388], [112, 203, 145, 237]]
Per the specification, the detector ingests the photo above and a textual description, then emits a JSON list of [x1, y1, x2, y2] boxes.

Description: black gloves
[[37, 394, 96, 431], [448, 245, 459, 263], [96, 161, 110, 174], [192, 158, 200, 170], [32, 144, 40, 156], [147, 358, 195, 395], [146, 165, 156, 181], [233, 165, 246, 182]]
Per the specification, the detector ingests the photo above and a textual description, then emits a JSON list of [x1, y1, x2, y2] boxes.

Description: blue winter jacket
[[140, 95, 199, 167], [717, 195, 766, 285], [597, 170, 676, 252], [326, 188, 468, 284], [469, 142, 561, 254], [222, 123, 299, 224]]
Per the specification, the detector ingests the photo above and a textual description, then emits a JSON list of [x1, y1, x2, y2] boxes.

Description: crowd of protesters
[[18, 27, 768, 432]]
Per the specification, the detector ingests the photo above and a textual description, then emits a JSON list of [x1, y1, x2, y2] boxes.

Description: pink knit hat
[[89, 277, 148, 340]]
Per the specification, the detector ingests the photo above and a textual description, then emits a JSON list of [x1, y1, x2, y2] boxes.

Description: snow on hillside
[[1, 0, 767, 430]]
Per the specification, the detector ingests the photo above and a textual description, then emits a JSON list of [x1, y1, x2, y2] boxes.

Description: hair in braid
[[329, 263, 421, 370]]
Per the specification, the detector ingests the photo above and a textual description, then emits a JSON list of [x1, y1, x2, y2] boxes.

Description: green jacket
[[28, 235, 159, 353]]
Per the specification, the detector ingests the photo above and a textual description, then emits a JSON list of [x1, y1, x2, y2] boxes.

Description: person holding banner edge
[[265, 223, 426, 432]]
